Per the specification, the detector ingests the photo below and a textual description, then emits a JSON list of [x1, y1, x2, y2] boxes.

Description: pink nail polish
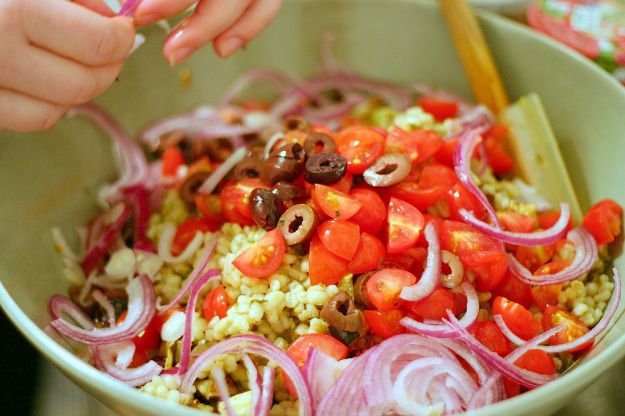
[[217, 36, 245, 58]]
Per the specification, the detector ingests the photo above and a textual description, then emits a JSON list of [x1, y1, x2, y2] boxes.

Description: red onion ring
[[81, 203, 131, 275], [51, 275, 155, 345], [92, 341, 162, 387], [460, 203, 571, 247], [400, 222, 440, 301], [401, 282, 479, 337], [448, 105, 494, 139], [508, 227, 597, 285], [258, 366, 275, 416], [49, 295, 94, 330], [211, 365, 235, 416], [91, 289, 116, 327], [303, 348, 342, 407], [179, 335, 312, 416], [122, 186, 156, 252], [496, 267, 621, 353], [242, 354, 261, 414], [159, 235, 218, 313], [198, 147, 247, 195]]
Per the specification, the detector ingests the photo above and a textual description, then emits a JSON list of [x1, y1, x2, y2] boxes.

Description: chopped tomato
[[364, 310, 404, 339], [492, 270, 533, 308], [162, 146, 185, 177], [309, 235, 349, 285], [531, 284, 563, 310], [330, 172, 353, 193], [317, 220, 361, 260], [366, 268, 417, 311], [582, 199, 623, 244], [498, 212, 537, 233], [382, 246, 427, 276], [503, 377, 521, 399], [336, 126, 385, 174], [418, 97, 459, 121], [233, 229, 286, 279], [349, 188, 387, 234], [419, 163, 458, 190], [220, 182, 255, 226], [387, 182, 446, 213], [313, 184, 363, 220], [202, 285, 230, 321], [433, 137, 459, 167], [349, 233, 386, 274], [195, 194, 225, 228], [483, 135, 514, 174], [468, 321, 512, 357], [492, 296, 542, 341], [543, 305, 592, 352], [514, 349, 556, 375], [538, 210, 573, 232], [386, 127, 444, 163], [534, 259, 572, 276], [387, 197, 425, 254], [232, 179, 272, 219], [284, 333, 349, 396], [514, 244, 555, 273], [470, 252, 509, 292], [446, 183, 487, 222], [117, 311, 162, 356], [401, 287, 456, 320], [172, 217, 219, 256], [485, 124, 509, 140]]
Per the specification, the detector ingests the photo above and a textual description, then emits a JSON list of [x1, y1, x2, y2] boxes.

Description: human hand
[[0, 0, 135, 132], [133, 0, 282, 65]]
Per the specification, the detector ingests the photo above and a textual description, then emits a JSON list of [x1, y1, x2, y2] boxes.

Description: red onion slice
[[198, 147, 247, 195], [49, 295, 94, 330], [91, 290, 116, 327], [401, 282, 478, 337], [212, 365, 236, 416], [460, 203, 571, 247], [122, 186, 156, 253], [93, 341, 162, 387], [497, 267, 621, 353], [304, 93, 366, 124], [258, 366, 275, 416], [303, 348, 343, 407], [508, 227, 597, 285], [51, 275, 155, 345], [157, 224, 204, 264], [447, 105, 494, 139], [242, 354, 261, 414], [179, 335, 312, 416], [400, 223, 440, 302], [159, 235, 218, 313], [81, 203, 131, 275]]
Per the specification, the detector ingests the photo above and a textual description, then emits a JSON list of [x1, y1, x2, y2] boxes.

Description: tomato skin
[[309, 235, 349, 285], [534, 259, 572, 276], [446, 183, 487, 222], [349, 233, 386, 274], [583, 199, 623, 244], [386, 127, 444, 164], [498, 212, 537, 233], [314, 184, 363, 220], [419, 163, 458, 190], [172, 217, 219, 256], [220, 182, 255, 226], [433, 138, 459, 167], [538, 211, 573, 232], [483, 135, 515, 174], [503, 377, 521, 398], [418, 97, 459, 121], [543, 305, 592, 352], [195, 194, 225, 226], [233, 229, 286, 279], [514, 244, 555, 273], [531, 284, 563, 310], [366, 268, 417, 311], [492, 296, 542, 341], [364, 310, 404, 339], [317, 220, 361, 260], [514, 349, 556, 376], [202, 286, 230, 321], [468, 321, 512, 357], [387, 182, 446, 213], [349, 188, 387, 234], [117, 312, 162, 358], [492, 270, 533, 308], [470, 252, 508, 292], [387, 197, 425, 254], [162, 146, 185, 177], [336, 126, 385, 174], [400, 287, 456, 320]]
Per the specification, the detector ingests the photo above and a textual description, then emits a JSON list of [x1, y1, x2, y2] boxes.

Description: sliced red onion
[[49, 295, 94, 330], [198, 146, 247, 195], [211, 365, 235, 416], [139, 108, 218, 148], [51, 275, 155, 345], [93, 341, 162, 387], [447, 105, 494, 139], [243, 354, 261, 414], [91, 290, 116, 327], [303, 348, 344, 407], [304, 93, 366, 124], [263, 132, 285, 159], [81, 203, 131, 275], [401, 282, 478, 337], [122, 186, 156, 252], [508, 227, 597, 285], [400, 223, 440, 301], [497, 267, 621, 353], [258, 366, 275, 416], [157, 224, 204, 264], [179, 335, 312, 416], [159, 235, 218, 313], [52, 227, 82, 263], [460, 203, 570, 247]]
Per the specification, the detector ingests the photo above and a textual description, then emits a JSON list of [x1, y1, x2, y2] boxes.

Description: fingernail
[[217, 36, 245, 58], [134, 13, 161, 26], [168, 47, 193, 66]]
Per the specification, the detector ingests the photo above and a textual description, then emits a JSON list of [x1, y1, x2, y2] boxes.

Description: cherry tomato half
[[202, 285, 230, 321], [531, 284, 563, 310], [492, 270, 533, 309], [387, 197, 425, 255], [348, 233, 386, 274], [336, 126, 385, 174], [483, 135, 514, 174], [366, 268, 417, 311], [582, 199, 623, 244], [468, 321, 512, 357], [313, 184, 363, 220], [349, 188, 387, 234], [387, 181, 446, 213], [401, 287, 456, 321], [162, 146, 185, 177], [172, 217, 219, 256], [418, 97, 459, 121], [117, 311, 162, 364], [514, 244, 555, 274], [220, 181, 255, 226], [317, 220, 361, 260], [364, 310, 404, 339], [309, 235, 349, 285], [514, 349, 556, 376], [498, 212, 537, 233], [543, 305, 592, 352], [233, 229, 286, 279], [492, 296, 542, 341]]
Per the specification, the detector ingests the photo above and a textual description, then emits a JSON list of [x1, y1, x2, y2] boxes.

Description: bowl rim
[[1, 0, 624, 415]]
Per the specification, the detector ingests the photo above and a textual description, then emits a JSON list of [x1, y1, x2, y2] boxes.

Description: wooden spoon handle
[[439, 0, 509, 114]]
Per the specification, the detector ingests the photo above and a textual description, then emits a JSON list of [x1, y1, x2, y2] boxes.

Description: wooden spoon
[[439, 0, 583, 222]]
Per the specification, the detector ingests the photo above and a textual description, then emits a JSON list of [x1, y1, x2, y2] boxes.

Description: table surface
[[34, 358, 625, 416]]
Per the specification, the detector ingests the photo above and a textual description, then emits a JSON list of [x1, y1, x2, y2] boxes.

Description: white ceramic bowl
[[1, 1, 624, 415]]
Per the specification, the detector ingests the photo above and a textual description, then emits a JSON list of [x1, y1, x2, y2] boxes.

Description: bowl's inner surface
[[1, 1, 624, 415]]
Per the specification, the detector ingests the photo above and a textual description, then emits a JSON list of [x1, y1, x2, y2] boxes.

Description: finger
[[0, 45, 123, 106], [0, 89, 65, 132], [21, 0, 135, 66], [133, 0, 197, 26], [214, 0, 281, 58], [73, 0, 116, 17], [164, 0, 254, 65]]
